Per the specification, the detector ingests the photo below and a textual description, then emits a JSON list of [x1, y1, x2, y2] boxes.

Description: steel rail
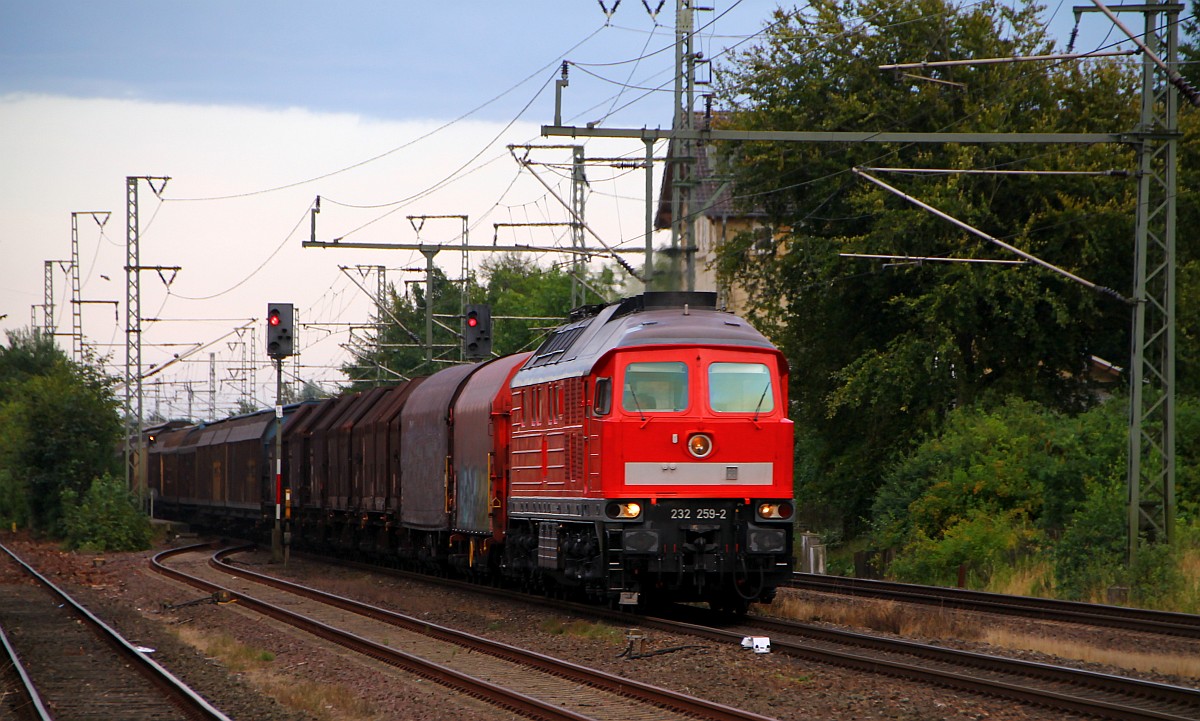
[[154, 545, 772, 721], [0, 543, 232, 721], [152, 545, 591, 721], [290, 550, 1200, 720], [206, 547, 772, 721], [737, 614, 1200, 721], [788, 572, 1200, 638], [0, 624, 52, 721]]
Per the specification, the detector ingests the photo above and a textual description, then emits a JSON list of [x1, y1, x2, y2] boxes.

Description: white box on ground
[[741, 636, 770, 653]]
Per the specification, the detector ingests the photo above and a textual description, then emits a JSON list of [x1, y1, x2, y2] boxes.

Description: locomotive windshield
[[622, 361, 688, 412], [708, 362, 774, 413]]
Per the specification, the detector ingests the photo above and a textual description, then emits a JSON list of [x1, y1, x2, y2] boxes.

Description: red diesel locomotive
[[148, 291, 795, 611]]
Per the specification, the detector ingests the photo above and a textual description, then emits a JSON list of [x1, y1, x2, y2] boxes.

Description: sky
[[0, 1, 1118, 420]]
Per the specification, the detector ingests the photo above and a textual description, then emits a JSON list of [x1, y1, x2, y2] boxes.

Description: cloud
[[0, 94, 660, 416]]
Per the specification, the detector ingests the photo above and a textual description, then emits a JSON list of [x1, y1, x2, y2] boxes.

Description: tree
[[298, 380, 329, 401], [342, 255, 617, 389], [0, 329, 122, 531], [477, 253, 616, 355], [228, 398, 258, 417], [0, 328, 62, 392], [871, 398, 1126, 583], [342, 266, 467, 389], [1177, 1, 1200, 395], [61, 474, 153, 552], [712, 0, 1191, 534]]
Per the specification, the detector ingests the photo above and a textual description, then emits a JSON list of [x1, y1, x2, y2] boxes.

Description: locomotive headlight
[[606, 501, 643, 519], [756, 501, 794, 521], [687, 433, 713, 459]]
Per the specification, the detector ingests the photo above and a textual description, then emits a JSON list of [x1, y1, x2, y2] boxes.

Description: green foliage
[[872, 395, 1200, 601], [342, 265, 464, 387], [872, 398, 1125, 549], [0, 329, 122, 532], [872, 397, 1132, 587], [477, 253, 607, 356], [1127, 542, 1186, 608], [712, 0, 1200, 534], [0, 328, 63, 390], [1053, 476, 1126, 599], [61, 474, 153, 552], [887, 508, 1037, 587], [298, 380, 328, 401], [1055, 477, 1197, 607], [0, 468, 27, 529], [229, 398, 258, 418], [1171, 395, 1200, 528]]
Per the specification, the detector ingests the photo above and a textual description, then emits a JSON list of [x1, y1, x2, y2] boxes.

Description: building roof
[[654, 113, 767, 230]]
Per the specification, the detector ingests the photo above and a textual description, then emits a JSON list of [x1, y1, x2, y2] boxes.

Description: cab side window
[[622, 361, 688, 413], [593, 377, 612, 416]]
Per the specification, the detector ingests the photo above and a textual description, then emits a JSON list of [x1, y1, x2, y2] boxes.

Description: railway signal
[[464, 304, 491, 360], [266, 302, 294, 358]]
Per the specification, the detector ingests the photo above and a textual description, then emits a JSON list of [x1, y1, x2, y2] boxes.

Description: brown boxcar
[[193, 424, 231, 505], [306, 393, 359, 510], [221, 411, 275, 510], [150, 428, 187, 504], [452, 353, 531, 539], [283, 399, 334, 509], [329, 387, 390, 512], [400, 363, 478, 531], [358, 379, 423, 514]]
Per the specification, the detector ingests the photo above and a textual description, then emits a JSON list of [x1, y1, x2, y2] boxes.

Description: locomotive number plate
[[670, 508, 728, 520]]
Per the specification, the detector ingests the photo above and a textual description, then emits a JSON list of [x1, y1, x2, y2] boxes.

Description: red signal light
[[269, 311, 281, 326], [467, 316, 478, 327]]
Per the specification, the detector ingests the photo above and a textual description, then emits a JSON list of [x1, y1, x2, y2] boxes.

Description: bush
[[1053, 477, 1125, 600], [0, 332, 121, 533], [61, 474, 152, 552], [0, 467, 29, 530], [1127, 542, 1185, 608], [887, 508, 1038, 587], [871, 397, 1130, 586]]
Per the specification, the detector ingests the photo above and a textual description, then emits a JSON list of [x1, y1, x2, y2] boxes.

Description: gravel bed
[[1, 534, 517, 721], [8, 531, 1193, 721]]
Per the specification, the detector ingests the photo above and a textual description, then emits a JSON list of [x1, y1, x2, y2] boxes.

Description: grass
[[173, 627, 376, 720], [765, 593, 986, 641], [268, 681, 376, 720], [982, 627, 1200, 679], [766, 591, 1200, 681], [175, 628, 277, 673], [985, 559, 1054, 599], [771, 671, 814, 687], [1174, 544, 1200, 614], [538, 618, 625, 643]]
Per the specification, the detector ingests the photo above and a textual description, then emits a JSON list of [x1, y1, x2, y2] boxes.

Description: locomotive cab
[[590, 345, 795, 611], [507, 292, 795, 613]]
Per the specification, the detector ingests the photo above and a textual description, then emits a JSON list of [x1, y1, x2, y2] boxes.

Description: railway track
[[151, 544, 777, 721], [687, 611, 1200, 721], [788, 572, 1200, 638], [0, 543, 231, 721], [286, 550, 1200, 721]]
